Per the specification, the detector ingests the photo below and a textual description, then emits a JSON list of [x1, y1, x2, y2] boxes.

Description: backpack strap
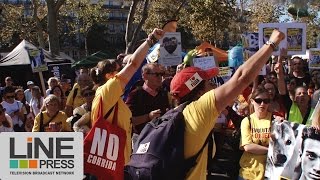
[[73, 88, 78, 102], [40, 112, 44, 132], [39, 111, 59, 132]]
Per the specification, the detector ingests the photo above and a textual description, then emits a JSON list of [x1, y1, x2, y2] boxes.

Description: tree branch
[[54, 0, 66, 13], [125, 0, 139, 47], [171, 0, 188, 20]]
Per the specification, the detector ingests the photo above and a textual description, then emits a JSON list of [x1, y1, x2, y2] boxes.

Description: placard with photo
[[264, 122, 320, 180], [308, 48, 320, 69], [242, 32, 259, 58], [259, 23, 282, 55], [159, 32, 182, 66], [259, 23, 306, 56]]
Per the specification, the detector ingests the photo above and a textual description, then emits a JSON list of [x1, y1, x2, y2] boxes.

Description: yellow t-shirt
[[183, 90, 219, 180], [239, 113, 271, 180], [66, 83, 86, 109], [91, 76, 132, 164], [32, 111, 71, 132]]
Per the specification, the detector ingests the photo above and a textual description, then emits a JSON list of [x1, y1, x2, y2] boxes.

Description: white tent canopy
[[0, 40, 74, 66]]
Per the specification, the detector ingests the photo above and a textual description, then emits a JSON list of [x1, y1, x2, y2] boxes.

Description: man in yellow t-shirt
[[65, 74, 92, 117], [169, 29, 285, 180]]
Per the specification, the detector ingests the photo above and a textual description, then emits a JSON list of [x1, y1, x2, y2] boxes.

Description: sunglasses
[[83, 92, 95, 97], [147, 72, 165, 77], [6, 95, 15, 99], [253, 98, 270, 104]]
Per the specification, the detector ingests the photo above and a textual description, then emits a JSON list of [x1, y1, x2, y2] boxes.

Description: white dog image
[[265, 121, 299, 180]]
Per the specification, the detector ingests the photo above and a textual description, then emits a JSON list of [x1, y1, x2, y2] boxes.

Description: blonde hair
[[44, 94, 61, 106]]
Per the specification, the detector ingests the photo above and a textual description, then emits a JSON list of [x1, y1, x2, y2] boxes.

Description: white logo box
[[0, 132, 83, 180]]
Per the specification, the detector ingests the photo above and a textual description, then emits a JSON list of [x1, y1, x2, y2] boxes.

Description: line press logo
[[0, 132, 83, 180]]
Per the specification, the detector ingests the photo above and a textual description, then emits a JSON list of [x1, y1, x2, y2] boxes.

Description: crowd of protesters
[[0, 28, 319, 180]]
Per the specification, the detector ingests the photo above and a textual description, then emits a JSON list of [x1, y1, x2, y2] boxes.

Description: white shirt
[[1, 100, 23, 127], [0, 125, 14, 132], [30, 97, 44, 117], [24, 89, 33, 104]]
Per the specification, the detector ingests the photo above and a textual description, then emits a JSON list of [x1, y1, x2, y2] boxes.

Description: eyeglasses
[[253, 98, 270, 104], [6, 95, 15, 99], [147, 72, 165, 77], [83, 92, 95, 97]]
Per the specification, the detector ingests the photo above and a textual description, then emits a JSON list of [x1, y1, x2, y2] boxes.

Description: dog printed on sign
[[265, 121, 299, 180]]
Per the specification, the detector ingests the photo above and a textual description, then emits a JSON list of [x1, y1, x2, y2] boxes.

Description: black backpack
[[124, 102, 210, 180]]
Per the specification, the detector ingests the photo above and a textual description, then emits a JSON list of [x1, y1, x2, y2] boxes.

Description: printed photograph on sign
[[287, 28, 303, 51], [285, 23, 306, 55], [259, 23, 282, 56], [263, 28, 274, 44], [159, 32, 182, 66], [28, 48, 48, 73], [308, 48, 320, 69], [264, 122, 320, 180], [242, 32, 259, 58]]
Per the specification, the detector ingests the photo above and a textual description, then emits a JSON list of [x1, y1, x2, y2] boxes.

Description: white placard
[[0, 132, 83, 180], [146, 44, 160, 63], [259, 23, 306, 56], [159, 32, 182, 66], [308, 48, 320, 69], [193, 56, 216, 70]]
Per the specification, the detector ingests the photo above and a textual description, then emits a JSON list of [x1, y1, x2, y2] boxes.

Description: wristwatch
[[266, 41, 277, 51]]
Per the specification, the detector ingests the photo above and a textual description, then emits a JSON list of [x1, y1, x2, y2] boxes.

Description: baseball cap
[[170, 67, 219, 99], [27, 81, 34, 86]]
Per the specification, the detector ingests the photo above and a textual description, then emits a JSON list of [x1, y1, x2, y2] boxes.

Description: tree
[[46, 0, 65, 55], [245, 0, 285, 32], [0, 3, 39, 49], [125, 0, 150, 53], [31, 0, 47, 48], [60, 0, 108, 55], [184, 0, 236, 45]]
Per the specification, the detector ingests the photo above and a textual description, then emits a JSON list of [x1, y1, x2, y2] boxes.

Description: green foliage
[[60, 0, 109, 35], [0, 3, 41, 47]]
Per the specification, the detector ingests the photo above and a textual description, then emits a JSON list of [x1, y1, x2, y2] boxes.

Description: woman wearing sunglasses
[[0, 104, 14, 132], [238, 86, 272, 180]]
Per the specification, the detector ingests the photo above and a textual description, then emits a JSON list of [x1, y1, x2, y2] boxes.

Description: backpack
[[124, 102, 210, 180]]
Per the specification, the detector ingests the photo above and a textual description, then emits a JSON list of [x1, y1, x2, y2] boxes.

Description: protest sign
[[159, 32, 182, 66], [193, 56, 217, 70], [242, 32, 259, 59], [259, 23, 306, 56], [308, 48, 320, 69], [27, 48, 48, 73], [264, 122, 320, 180]]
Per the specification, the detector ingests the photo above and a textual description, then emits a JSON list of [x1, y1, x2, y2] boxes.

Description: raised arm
[[215, 30, 285, 113], [275, 48, 287, 95], [117, 29, 165, 90]]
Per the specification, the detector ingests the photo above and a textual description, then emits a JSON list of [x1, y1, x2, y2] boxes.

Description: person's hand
[[279, 48, 287, 58], [148, 109, 162, 120], [150, 28, 165, 41], [269, 29, 285, 46]]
